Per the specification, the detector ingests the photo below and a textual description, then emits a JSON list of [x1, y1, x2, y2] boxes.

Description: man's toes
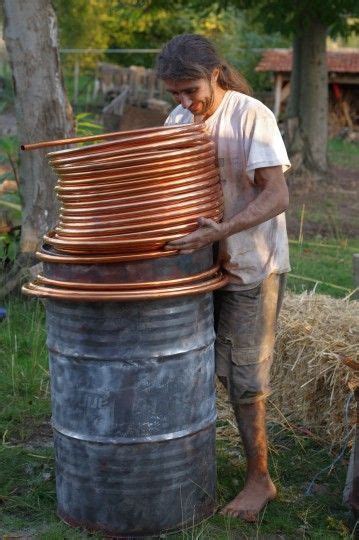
[[241, 510, 257, 522]]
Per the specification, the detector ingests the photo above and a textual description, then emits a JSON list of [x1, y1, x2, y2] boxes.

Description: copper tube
[[56, 160, 217, 193], [36, 264, 220, 290], [57, 175, 219, 204], [23, 123, 224, 258], [36, 247, 178, 264], [49, 131, 208, 165], [56, 157, 216, 185], [59, 184, 222, 216], [55, 164, 216, 194], [60, 144, 214, 168], [21, 123, 202, 151], [58, 203, 224, 231], [44, 229, 195, 250], [59, 196, 223, 224], [56, 208, 223, 237], [22, 272, 229, 301], [53, 222, 197, 242], [53, 144, 214, 174]]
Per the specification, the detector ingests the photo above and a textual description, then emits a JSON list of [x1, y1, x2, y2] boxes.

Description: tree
[[3, 0, 74, 257], [232, 0, 359, 174]]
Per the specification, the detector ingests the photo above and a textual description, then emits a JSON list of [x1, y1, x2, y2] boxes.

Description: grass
[[328, 139, 359, 170], [0, 426, 355, 539], [287, 238, 358, 298], [0, 237, 357, 538], [0, 298, 49, 444]]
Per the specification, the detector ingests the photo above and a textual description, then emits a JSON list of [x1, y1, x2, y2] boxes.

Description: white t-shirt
[[165, 90, 291, 289]]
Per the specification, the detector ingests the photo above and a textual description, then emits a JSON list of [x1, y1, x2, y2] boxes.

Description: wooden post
[[274, 73, 283, 119], [353, 254, 359, 300], [73, 58, 80, 109]]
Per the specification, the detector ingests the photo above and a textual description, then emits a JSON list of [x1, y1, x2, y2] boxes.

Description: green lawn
[[288, 239, 358, 298]]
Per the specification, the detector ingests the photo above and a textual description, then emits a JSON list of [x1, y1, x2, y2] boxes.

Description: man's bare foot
[[220, 474, 277, 522]]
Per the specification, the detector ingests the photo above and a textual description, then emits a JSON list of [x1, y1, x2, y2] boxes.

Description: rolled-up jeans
[[214, 273, 286, 405]]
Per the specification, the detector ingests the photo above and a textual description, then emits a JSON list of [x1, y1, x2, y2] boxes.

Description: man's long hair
[[155, 34, 252, 96]]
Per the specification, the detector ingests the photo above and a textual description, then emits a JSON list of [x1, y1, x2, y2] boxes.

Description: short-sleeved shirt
[[165, 90, 291, 289]]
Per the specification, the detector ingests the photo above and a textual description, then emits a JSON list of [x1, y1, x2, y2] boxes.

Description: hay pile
[[216, 292, 358, 447], [271, 292, 358, 446]]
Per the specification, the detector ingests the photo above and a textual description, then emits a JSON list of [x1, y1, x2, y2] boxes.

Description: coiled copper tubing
[[36, 264, 220, 290], [21, 123, 201, 151], [22, 271, 229, 301], [22, 124, 227, 300]]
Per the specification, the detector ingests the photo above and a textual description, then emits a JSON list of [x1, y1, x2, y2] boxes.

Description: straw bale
[[271, 292, 358, 446], [216, 292, 358, 447]]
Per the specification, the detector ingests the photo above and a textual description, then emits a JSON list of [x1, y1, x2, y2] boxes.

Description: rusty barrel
[[42, 245, 216, 537]]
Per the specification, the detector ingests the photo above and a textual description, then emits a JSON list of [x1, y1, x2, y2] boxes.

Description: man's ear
[[211, 68, 220, 82]]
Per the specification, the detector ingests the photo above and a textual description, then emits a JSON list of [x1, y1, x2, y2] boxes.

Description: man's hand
[[164, 217, 228, 254]]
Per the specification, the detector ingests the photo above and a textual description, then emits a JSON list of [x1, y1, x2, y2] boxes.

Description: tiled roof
[[255, 49, 359, 73]]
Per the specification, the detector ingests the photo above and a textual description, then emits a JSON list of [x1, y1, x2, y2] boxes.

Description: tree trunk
[[286, 35, 301, 119], [284, 35, 304, 171], [3, 0, 74, 254], [285, 19, 328, 175], [299, 18, 328, 172]]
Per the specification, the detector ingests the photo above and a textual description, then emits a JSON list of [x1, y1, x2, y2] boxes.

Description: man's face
[[164, 75, 221, 119]]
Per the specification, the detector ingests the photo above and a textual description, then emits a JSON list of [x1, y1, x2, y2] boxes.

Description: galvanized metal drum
[[43, 246, 217, 537]]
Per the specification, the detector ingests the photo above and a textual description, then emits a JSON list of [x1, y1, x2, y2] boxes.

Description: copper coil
[[53, 222, 197, 241], [44, 236, 190, 255], [56, 166, 217, 197], [56, 207, 223, 237], [56, 157, 216, 186], [57, 174, 219, 204], [59, 184, 222, 216], [22, 272, 229, 301], [71, 144, 214, 167], [54, 149, 215, 180], [46, 123, 205, 158], [54, 223, 203, 244], [22, 123, 201, 151], [59, 195, 223, 224], [36, 264, 220, 290], [36, 247, 178, 264], [51, 216, 217, 245], [55, 163, 216, 195], [24, 123, 224, 259], [53, 141, 215, 173], [58, 202, 224, 232], [50, 133, 208, 167]]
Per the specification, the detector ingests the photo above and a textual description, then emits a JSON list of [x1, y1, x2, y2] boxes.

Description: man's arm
[[164, 165, 289, 254]]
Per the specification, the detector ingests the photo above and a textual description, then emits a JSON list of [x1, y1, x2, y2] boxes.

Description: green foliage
[[53, 0, 114, 67], [209, 7, 289, 90], [228, 0, 359, 38], [0, 136, 22, 267], [75, 112, 103, 137]]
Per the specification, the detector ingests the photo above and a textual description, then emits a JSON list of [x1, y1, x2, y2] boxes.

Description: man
[[155, 34, 290, 522]]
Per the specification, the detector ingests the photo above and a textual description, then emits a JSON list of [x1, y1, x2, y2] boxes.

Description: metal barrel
[[44, 246, 217, 537]]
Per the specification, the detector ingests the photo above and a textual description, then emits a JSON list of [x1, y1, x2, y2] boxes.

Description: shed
[[255, 48, 359, 131]]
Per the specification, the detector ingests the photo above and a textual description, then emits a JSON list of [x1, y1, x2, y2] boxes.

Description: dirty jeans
[[214, 273, 286, 405]]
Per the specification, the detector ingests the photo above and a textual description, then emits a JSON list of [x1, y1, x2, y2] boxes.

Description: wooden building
[[255, 48, 359, 134]]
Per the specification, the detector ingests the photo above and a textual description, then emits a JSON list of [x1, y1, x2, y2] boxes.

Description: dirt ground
[[286, 166, 358, 239]]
